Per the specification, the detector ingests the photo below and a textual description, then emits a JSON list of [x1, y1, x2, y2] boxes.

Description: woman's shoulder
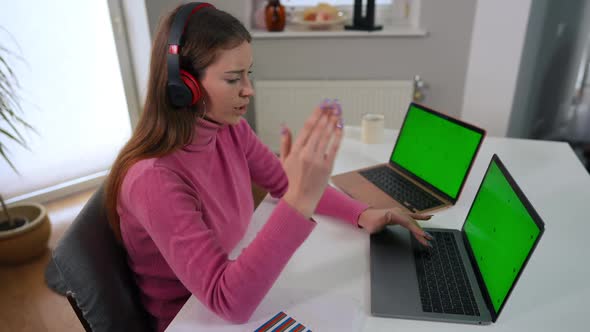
[[126, 158, 158, 180], [118, 158, 201, 214], [123, 158, 184, 194]]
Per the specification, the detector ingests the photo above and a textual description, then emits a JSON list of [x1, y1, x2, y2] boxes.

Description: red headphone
[[166, 2, 214, 108]]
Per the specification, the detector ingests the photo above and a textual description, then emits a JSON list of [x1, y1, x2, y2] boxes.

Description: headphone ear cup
[[180, 70, 202, 106]]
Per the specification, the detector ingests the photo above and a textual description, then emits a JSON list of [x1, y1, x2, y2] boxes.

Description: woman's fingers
[[291, 103, 326, 153], [315, 112, 340, 157], [303, 109, 332, 156], [414, 233, 431, 247], [293, 99, 342, 156], [407, 212, 434, 246], [387, 211, 433, 247], [279, 124, 292, 164], [325, 124, 343, 165], [409, 212, 433, 221]]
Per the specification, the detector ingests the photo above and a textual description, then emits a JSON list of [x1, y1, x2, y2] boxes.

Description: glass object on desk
[[361, 113, 385, 144]]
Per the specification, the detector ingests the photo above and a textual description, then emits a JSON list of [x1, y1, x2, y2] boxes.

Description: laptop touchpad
[[370, 226, 422, 317]]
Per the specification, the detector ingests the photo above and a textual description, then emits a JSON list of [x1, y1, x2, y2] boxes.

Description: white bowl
[[292, 14, 347, 30]]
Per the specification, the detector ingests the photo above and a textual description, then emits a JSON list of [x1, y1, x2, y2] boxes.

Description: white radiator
[[254, 80, 413, 152]]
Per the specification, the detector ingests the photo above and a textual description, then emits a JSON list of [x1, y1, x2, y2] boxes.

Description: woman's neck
[[204, 115, 222, 125]]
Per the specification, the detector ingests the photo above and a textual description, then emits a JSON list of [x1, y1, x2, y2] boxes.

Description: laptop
[[370, 154, 545, 324], [331, 103, 486, 213]]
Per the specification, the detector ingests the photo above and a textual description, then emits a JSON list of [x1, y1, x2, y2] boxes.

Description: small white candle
[[361, 113, 385, 144]]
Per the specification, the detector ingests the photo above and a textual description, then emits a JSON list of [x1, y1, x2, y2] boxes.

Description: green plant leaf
[[0, 127, 24, 145], [0, 93, 22, 119], [0, 29, 34, 174], [0, 143, 18, 174], [0, 76, 20, 100], [0, 107, 26, 144], [13, 114, 36, 134], [0, 84, 23, 114], [0, 54, 19, 87]]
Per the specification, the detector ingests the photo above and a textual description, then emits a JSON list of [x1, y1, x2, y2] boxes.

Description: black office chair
[[45, 182, 269, 331], [46, 187, 153, 332]]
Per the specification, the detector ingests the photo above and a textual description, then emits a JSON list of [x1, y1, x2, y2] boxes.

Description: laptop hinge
[[388, 162, 454, 205]]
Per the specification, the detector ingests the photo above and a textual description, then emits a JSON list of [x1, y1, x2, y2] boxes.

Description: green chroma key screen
[[390, 104, 484, 200], [464, 160, 541, 314]]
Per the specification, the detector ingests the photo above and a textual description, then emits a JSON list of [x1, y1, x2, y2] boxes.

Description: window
[[251, 0, 419, 33], [0, 0, 132, 203]]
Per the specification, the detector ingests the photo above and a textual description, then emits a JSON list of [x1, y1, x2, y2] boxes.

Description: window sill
[[251, 26, 427, 39]]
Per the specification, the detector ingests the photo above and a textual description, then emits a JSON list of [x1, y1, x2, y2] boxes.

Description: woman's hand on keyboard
[[357, 208, 434, 247]]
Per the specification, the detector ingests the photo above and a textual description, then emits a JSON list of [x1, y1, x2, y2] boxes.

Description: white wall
[[141, 0, 478, 123], [461, 0, 532, 137]]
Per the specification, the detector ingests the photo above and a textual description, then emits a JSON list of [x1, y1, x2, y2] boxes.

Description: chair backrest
[[51, 187, 153, 332]]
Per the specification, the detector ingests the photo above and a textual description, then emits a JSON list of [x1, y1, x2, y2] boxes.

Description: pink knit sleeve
[[124, 166, 315, 323], [315, 185, 370, 227]]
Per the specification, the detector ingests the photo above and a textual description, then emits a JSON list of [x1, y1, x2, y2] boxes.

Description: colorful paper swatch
[[254, 311, 312, 332]]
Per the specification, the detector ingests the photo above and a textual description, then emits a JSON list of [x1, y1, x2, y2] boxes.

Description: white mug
[[361, 113, 385, 144]]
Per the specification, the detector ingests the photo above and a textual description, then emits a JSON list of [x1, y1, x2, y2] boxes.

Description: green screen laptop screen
[[390, 104, 484, 200], [463, 159, 542, 315]]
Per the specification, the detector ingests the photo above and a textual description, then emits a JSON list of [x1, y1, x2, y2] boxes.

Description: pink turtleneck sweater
[[117, 117, 369, 331]]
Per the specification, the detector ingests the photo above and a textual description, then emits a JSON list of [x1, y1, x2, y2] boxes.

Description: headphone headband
[[167, 2, 214, 108], [168, 2, 213, 48]]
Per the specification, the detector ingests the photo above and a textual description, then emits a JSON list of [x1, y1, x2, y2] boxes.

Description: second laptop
[[331, 103, 486, 213]]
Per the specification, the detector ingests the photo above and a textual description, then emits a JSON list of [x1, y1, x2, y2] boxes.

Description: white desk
[[167, 127, 590, 331]]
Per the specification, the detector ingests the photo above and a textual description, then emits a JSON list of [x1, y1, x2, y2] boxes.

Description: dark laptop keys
[[360, 166, 443, 211], [412, 231, 480, 316]]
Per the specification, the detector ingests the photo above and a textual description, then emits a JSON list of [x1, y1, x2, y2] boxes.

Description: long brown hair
[[105, 5, 251, 242]]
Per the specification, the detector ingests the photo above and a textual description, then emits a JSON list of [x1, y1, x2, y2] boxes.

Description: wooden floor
[[0, 188, 96, 332]]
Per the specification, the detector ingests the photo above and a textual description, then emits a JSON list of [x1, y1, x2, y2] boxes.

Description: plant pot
[[0, 203, 51, 264]]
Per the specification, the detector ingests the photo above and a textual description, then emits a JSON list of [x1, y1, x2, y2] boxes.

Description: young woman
[[105, 3, 433, 331]]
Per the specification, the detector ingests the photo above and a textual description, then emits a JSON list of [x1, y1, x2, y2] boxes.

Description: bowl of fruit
[[292, 3, 346, 30]]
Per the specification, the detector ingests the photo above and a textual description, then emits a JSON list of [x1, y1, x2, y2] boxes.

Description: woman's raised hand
[[280, 100, 343, 219]]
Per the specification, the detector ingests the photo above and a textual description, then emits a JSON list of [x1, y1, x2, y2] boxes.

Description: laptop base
[[331, 163, 451, 213], [370, 226, 492, 324]]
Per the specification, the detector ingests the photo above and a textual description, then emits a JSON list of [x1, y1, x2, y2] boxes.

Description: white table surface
[[167, 126, 590, 331]]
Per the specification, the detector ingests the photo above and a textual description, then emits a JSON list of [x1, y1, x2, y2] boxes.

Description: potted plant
[[0, 30, 51, 264]]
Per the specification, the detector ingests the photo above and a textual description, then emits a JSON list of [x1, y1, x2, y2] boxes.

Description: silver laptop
[[370, 154, 545, 324]]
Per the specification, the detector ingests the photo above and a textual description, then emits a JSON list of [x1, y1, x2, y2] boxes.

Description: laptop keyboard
[[412, 231, 480, 316], [359, 166, 443, 211]]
